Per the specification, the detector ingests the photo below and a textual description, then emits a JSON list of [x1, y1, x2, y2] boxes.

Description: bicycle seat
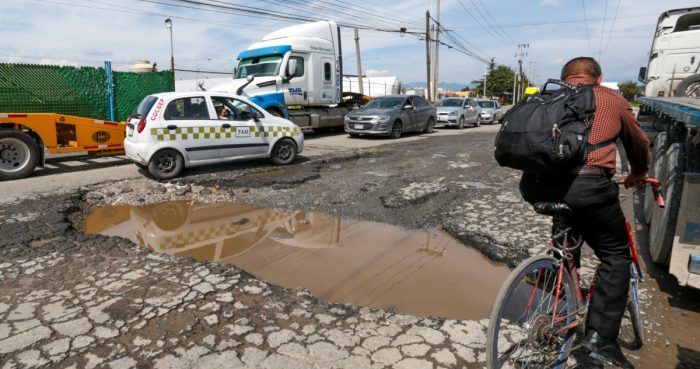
[[533, 202, 572, 217]]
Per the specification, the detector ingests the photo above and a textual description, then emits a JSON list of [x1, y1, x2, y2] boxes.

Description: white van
[[125, 91, 304, 179]]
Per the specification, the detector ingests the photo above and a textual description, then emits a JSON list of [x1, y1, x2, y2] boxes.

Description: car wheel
[[458, 116, 465, 129], [148, 148, 184, 180], [390, 120, 402, 139], [423, 117, 435, 134], [0, 130, 39, 181], [475, 116, 481, 127], [271, 138, 297, 165]]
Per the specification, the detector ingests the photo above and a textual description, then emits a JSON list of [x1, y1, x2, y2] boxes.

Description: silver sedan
[[435, 97, 482, 128], [344, 95, 437, 139]]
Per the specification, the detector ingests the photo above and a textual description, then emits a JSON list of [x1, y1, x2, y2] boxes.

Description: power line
[[598, 0, 609, 59], [581, 0, 593, 55], [455, 0, 511, 45], [602, 0, 622, 53], [469, 0, 515, 45], [449, 11, 659, 29], [474, 0, 517, 43]]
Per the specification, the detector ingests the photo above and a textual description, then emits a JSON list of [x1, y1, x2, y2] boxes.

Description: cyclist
[[518, 57, 650, 368]]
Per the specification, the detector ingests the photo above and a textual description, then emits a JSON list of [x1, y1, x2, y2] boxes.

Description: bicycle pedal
[[589, 351, 615, 366]]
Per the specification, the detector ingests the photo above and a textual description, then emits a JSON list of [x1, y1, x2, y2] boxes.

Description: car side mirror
[[403, 104, 413, 110], [239, 110, 259, 122], [638, 67, 647, 83]]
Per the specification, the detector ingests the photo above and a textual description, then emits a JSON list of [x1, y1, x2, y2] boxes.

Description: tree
[[460, 86, 470, 92], [471, 65, 526, 103], [619, 80, 643, 101]]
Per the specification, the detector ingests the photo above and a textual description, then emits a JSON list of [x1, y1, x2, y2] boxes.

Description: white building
[[342, 76, 400, 97]]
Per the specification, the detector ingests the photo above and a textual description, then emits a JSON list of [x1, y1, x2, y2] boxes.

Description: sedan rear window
[[477, 101, 495, 108], [436, 99, 463, 107], [135, 96, 158, 117]]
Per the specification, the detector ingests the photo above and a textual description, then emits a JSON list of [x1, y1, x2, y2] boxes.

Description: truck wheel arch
[[266, 107, 284, 117], [674, 74, 700, 97]]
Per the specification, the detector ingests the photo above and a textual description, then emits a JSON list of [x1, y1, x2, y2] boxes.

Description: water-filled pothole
[[84, 202, 509, 320]]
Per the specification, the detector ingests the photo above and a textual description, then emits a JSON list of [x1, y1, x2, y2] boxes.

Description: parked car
[[475, 99, 504, 124], [435, 97, 482, 128], [344, 95, 437, 138], [125, 91, 304, 180]]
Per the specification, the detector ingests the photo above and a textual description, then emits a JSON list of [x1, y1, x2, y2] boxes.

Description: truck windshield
[[477, 101, 495, 108], [236, 56, 283, 78], [363, 97, 405, 109], [436, 99, 463, 107]]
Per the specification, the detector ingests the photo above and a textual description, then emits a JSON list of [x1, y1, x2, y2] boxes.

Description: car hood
[[436, 107, 462, 113], [480, 108, 495, 113], [349, 108, 396, 116]]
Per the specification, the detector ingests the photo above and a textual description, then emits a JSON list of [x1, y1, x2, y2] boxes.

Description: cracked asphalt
[[1, 127, 699, 368]]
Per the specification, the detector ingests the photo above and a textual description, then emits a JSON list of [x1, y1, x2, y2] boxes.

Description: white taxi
[[125, 91, 303, 179]]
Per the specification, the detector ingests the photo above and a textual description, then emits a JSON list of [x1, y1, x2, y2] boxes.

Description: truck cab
[[639, 7, 700, 97], [214, 21, 343, 122]]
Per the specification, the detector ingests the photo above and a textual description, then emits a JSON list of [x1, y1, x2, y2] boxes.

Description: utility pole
[[425, 11, 431, 102], [484, 57, 494, 98], [165, 18, 175, 90], [434, 0, 441, 101], [515, 44, 529, 103], [354, 29, 364, 96], [512, 71, 518, 104]]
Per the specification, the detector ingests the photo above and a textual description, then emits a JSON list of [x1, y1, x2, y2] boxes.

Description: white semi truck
[[213, 21, 362, 130], [637, 7, 700, 289]]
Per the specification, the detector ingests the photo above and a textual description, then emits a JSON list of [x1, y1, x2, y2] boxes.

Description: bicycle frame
[[523, 179, 659, 343]]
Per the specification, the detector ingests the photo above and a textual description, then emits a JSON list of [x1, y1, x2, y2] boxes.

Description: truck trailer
[[212, 21, 363, 130], [637, 7, 700, 289]]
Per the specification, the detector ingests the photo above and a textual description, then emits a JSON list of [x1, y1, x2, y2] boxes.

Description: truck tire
[[644, 132, 668, 224], [649, 143, 685, 265], [674, 74, 700, 98], [0, 130, 39, 181]]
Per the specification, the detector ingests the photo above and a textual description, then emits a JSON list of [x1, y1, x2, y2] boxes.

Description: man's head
[[560, 57, 602, 84]]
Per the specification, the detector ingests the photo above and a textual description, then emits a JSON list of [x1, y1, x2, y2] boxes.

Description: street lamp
[[165, 18, 175, 90]]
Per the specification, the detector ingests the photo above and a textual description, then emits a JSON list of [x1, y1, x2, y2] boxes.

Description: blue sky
[[1, 0, 698, 88]]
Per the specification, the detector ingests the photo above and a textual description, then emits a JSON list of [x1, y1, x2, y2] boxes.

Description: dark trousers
[[520, 173, 631, 339]]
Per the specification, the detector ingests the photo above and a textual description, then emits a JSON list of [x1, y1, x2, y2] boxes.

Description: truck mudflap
[[669, 173, 700, 288]]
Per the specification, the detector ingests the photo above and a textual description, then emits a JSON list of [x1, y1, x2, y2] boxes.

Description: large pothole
[[84, 201, 510, 320]]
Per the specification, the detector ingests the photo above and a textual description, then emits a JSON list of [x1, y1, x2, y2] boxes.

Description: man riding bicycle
[[518, 57, 650, 368]]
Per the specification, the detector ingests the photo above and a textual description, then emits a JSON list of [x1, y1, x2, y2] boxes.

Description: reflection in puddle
[[85, 202, 509, 320]]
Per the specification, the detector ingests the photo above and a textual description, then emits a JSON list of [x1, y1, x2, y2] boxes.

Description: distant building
[[129, 60, 156, 73]]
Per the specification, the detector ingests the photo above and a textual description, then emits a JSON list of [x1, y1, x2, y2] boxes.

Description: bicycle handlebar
[[616, 178, 665, 208]]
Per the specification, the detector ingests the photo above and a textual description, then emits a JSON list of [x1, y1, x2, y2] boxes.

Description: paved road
[[0, 125, 500, 205]]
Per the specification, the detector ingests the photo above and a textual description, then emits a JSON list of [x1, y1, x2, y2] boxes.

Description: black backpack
[[494, 79, 609, 175]]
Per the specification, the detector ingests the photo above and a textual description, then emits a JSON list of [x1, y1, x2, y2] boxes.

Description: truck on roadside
[[212, 21, 365, 131], [636, 7, 700, 289], [0, 113, 126, 180]]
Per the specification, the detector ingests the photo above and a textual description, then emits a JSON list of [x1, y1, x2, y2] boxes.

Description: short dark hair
[[560, 57, 601, 80]]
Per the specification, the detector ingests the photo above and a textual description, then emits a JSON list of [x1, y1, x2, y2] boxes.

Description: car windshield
[[362, 97, 405, 110], [135, 96, 158, 117], [477, 101, 495, 108], [436, 99, 463, 107], [236, 55, 283, 78]]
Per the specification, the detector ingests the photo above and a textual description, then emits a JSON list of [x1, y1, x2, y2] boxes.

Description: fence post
[[104, 61, 115, 121]]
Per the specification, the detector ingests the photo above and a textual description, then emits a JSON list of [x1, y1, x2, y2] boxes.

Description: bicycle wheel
[[487, 255, 579, 369], [618, 266, 644, 350]]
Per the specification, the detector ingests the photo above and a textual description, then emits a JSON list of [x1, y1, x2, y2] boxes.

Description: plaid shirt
[[566, 77, 650, 175]]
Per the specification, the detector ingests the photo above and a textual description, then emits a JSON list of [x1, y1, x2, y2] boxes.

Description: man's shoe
[[582, 330, 634, 369]]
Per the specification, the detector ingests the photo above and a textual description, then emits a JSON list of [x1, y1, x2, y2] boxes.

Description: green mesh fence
[[0, 63, 173, 121]]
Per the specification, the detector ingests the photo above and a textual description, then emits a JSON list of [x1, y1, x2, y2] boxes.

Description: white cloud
[[364, 69, 390, 77]]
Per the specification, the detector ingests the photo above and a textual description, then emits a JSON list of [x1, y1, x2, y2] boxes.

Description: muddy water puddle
[[84, 202, 509, 320]]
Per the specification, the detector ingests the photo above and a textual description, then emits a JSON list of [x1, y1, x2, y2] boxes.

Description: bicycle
[[486, 178, 665, 369]]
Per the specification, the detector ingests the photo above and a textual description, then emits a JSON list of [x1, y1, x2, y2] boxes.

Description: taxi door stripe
[[185, 143, 269, 152]]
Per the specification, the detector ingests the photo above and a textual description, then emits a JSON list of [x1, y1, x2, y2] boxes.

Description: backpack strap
[[589, 138, 616, 151]]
